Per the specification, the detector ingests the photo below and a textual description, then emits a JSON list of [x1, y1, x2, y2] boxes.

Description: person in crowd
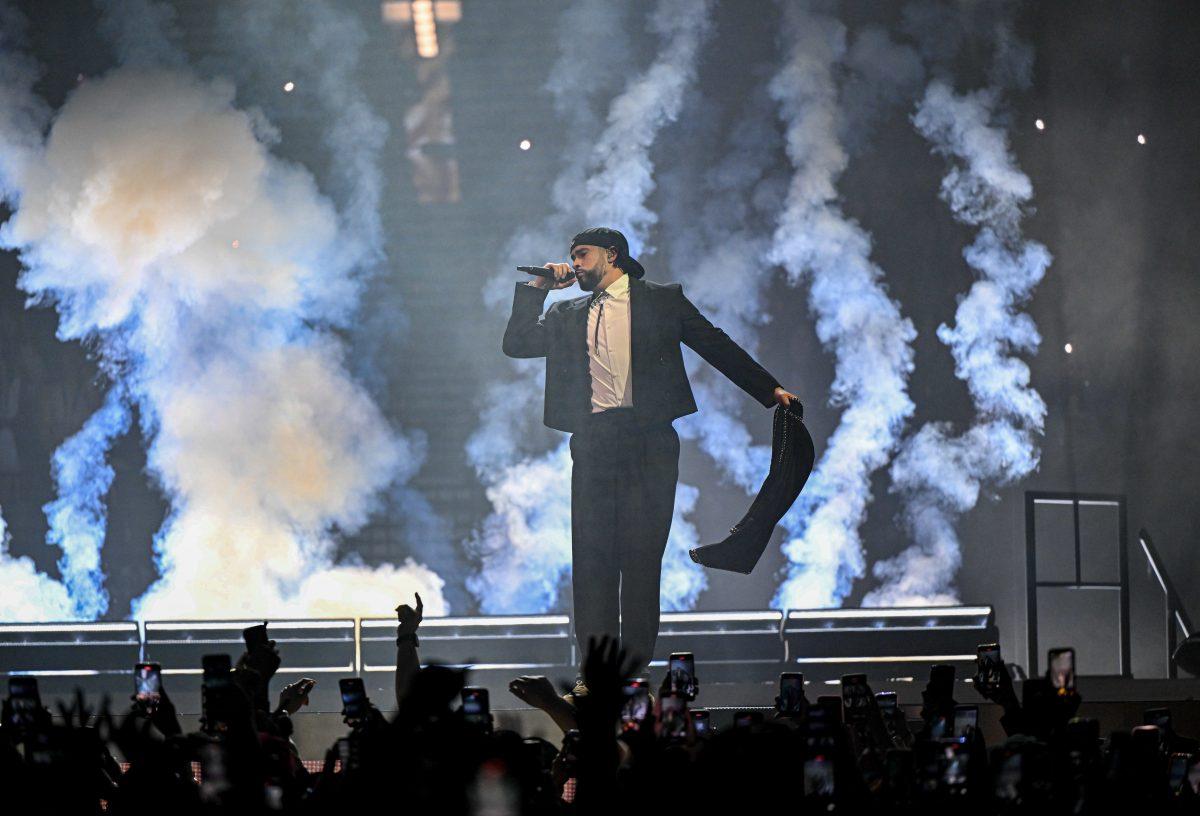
[[3, 629, 1199, 814]]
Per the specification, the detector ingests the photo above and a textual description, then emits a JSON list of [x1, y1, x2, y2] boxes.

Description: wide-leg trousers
[[569, 408, 679, 670]]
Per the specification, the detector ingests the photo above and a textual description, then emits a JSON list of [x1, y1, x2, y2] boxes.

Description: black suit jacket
[[503, 275, 781, 433]]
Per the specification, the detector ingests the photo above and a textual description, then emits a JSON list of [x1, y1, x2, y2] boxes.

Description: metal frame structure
[[1137, 529, 1194, 678], [1025, 491, 1130, 678]]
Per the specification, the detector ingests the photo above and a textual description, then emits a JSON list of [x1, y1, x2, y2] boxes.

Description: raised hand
[[396, 592, 424, 636], [277, 677, 317, 715]]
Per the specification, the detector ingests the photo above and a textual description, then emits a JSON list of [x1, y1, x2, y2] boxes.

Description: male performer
[[503, 227, 798, 677]]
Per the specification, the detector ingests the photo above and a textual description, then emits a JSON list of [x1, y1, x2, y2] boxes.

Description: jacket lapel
[[628, 275, 650, 396]]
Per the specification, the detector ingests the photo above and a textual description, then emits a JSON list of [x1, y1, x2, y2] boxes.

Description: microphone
[[517, 266, 555, 278]]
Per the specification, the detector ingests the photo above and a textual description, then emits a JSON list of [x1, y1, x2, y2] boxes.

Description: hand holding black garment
[[689, 403, 814, 574]]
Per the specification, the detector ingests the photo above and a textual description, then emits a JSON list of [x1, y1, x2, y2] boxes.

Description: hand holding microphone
[[519, 263, 576, 291]]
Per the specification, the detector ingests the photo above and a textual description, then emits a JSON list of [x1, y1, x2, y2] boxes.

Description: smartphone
[[876, 691, 898, 715], [668, 652, 697, 700], [242, 622, 269, 652], [690, 708, 711, 737], [808, 696, 843, 734], [620, 678, 651, 733], [1144, 706, 1172, 733], [134, 662, 162, 708], [339, 677, 369, 722], [7, 676, 42, 728], [201, 654, 232, 734], [1048, 648, 1075, 694], [734, 710, 763, 728], [777, 672, 805, 714], [953, 705, 978, 741], [940, 742, 970, 792], [202, 653, 232, 686], [994, 750, 1023, 802], [461, 687, 490, 727], [976, 642, 1003, 693], [1169, 752, 1191, 794], [659, 692, 688, 740], [803, 754, 835, 797], [929, 664, 955, 698], [841, 673, 872, 722]]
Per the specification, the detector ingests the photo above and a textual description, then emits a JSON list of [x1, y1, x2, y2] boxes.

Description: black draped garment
[[690, 403, 814, 574]]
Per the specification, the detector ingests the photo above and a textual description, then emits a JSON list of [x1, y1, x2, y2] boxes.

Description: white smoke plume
[[0, 505, 74, 621], [866, 75, 1050, 606], [768, 5, 918, 609], [0, 0, 446, 619], [663, 85, 780, 495], [468, 0, 714, 614]]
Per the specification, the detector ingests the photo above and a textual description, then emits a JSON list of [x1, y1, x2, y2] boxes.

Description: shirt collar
[[591, 272, 630, 304]]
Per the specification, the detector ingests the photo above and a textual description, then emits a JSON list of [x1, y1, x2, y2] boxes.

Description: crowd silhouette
[[2, 597, 1198, 814]]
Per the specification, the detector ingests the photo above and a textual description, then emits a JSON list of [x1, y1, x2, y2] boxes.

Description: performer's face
[[570, 244, 615, 291]]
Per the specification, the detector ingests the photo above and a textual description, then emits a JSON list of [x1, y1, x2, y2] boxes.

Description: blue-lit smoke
[[0, 0, 447, 619], [769, 6, 918, 610], [0, 2, 80, 621], [43, 386, 130, 619], [664, 85, 780, 495], [467, 0, 714, 614], [866, 70, 1050, 605]]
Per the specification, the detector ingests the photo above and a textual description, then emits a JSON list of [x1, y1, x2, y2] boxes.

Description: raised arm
[[676, 285, 784, 408], [394, 592, 423, 709]]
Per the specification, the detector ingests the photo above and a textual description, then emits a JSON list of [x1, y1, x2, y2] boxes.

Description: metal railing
[[1136, 529, 1194, 678]]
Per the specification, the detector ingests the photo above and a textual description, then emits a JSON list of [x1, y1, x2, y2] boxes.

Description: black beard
[[576, 268, 600, 291]]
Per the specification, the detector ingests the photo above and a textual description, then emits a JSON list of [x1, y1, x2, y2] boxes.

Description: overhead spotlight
[[283, 81, 295, 93], [1064, 343, 1073, 354], [1137, 133, 1147, 145], [1035, 118, 1045, 131], [518, 138, 532, 151]]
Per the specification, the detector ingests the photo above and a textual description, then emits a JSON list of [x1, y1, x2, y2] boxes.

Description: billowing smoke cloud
[[468, 0, 714, 614], [0, 0, 446, 619], [0, 505, 74, 620], [768, 6, 918, 610], [867, 62, 1050, 605]]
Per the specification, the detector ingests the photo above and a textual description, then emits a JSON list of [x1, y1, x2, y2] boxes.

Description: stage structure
[[0, 606, 997, 713]]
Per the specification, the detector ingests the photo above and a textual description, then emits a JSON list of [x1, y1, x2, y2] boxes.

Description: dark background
[[1, 1, 1197, 675]]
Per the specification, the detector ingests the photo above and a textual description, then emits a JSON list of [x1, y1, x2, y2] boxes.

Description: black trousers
[[569, 409, 679, 671]]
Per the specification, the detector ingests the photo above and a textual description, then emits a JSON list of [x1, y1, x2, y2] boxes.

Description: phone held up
[[1048, 647, 1075, 695], [667, 652, 698, 701], [242, 622, 270, 652], [777, 672, 805, 715], [201, 653, 232, 735], [339, 677, 370, 725], [620, 678, 652, 734], [976, 642, 1003, 694], [134, 662, 163, 710], [462, 687, 491, 731]]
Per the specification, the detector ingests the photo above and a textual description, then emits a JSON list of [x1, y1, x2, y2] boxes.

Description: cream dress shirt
[[587, 273, 633, 412]]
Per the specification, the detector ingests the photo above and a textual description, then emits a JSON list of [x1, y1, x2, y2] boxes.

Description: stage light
[[1035, 118, 1045, 130], [1064, 343, 1073, 354], [519, 138, 532, 151], [412, 0, 439, 58], [283, 81, 295, 93], [1137, 133, 1147, 145]]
